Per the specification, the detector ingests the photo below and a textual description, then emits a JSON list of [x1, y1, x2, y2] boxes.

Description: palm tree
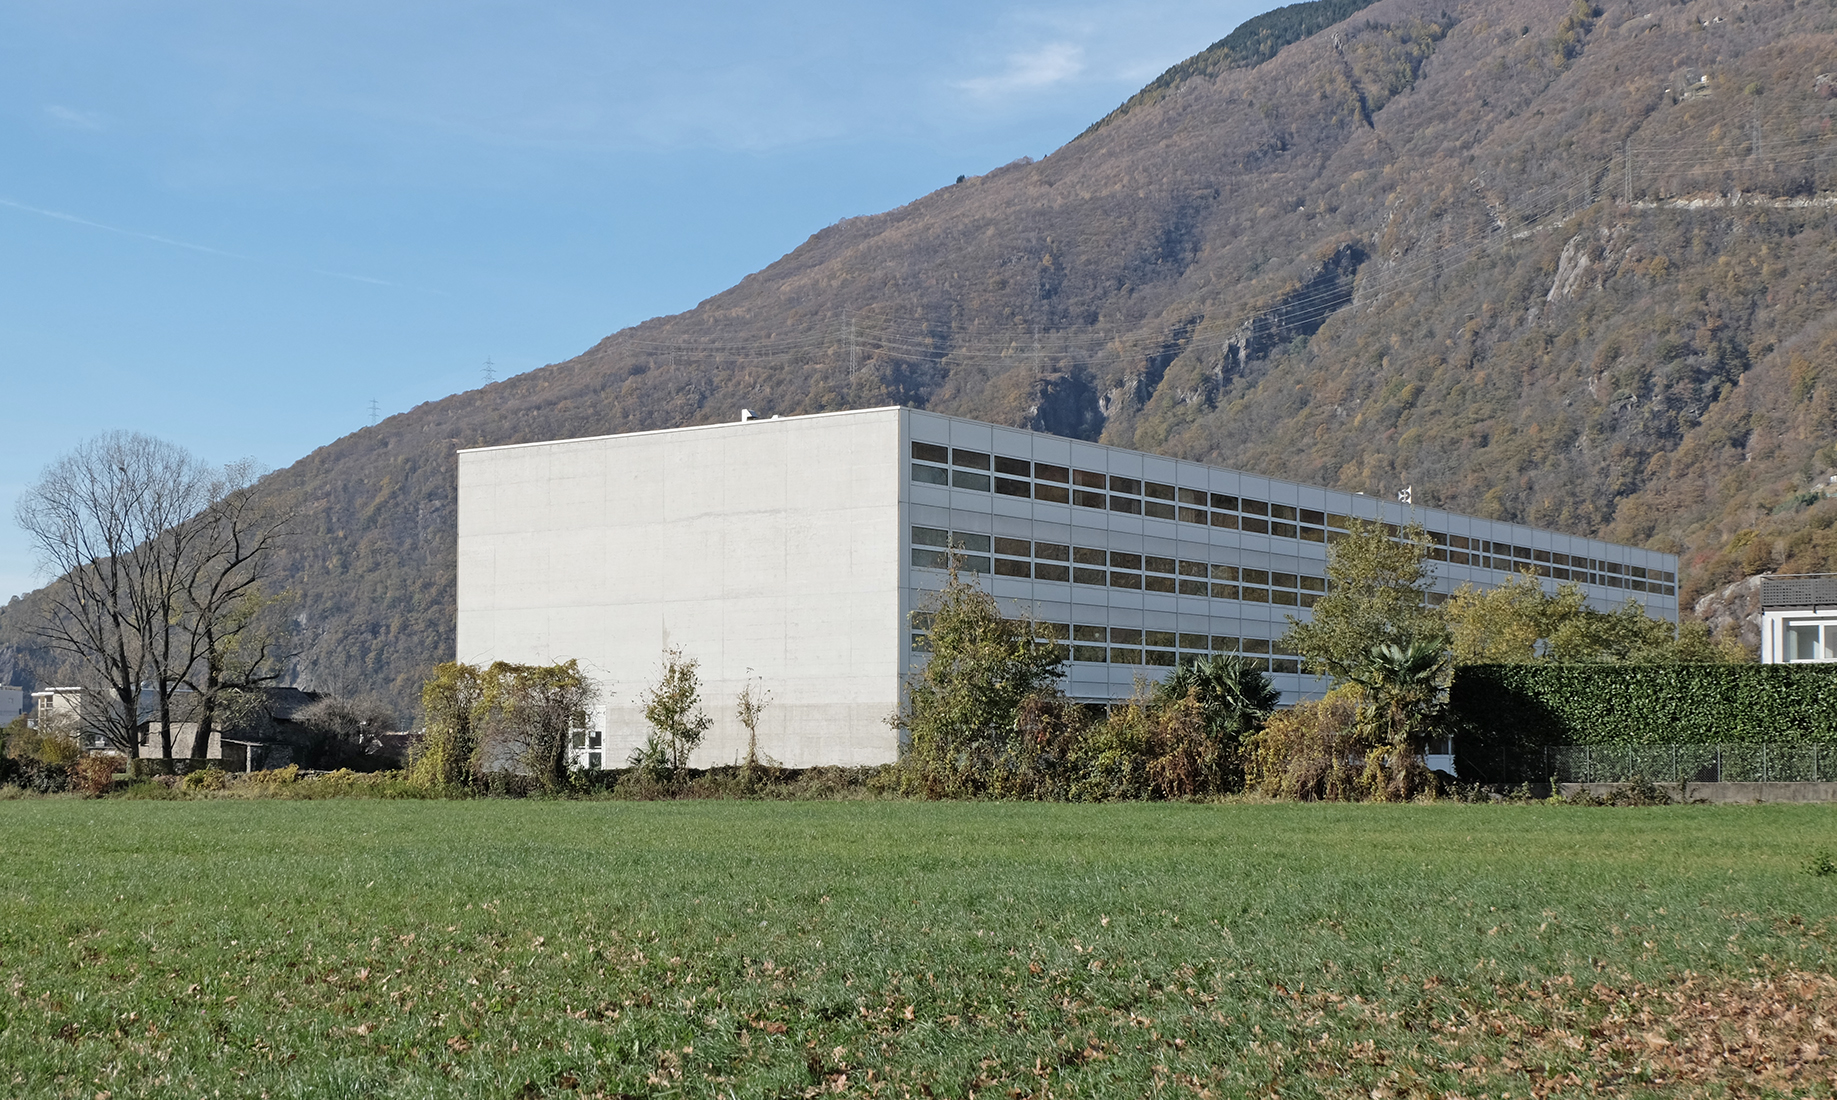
[[1155, 654, 1281, 746], [1350, 638, 1448, 755]]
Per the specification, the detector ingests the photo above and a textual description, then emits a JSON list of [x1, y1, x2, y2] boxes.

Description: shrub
[[1453, 664, 1837, 781], [899, 566, 1068, 798], [69, 754, 125, 797], [1245, 685, 1367, 800], [638, 648, 712, 781], [182, 767, 229, 791]]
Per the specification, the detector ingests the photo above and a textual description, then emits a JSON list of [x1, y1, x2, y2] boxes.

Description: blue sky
[[1, 0, 1265, 601]]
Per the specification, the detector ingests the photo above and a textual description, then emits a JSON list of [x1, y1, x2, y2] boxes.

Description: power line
[[574, 127, 1834, 379], [368, 399, 381, 425], [482, 357, 496, 385]]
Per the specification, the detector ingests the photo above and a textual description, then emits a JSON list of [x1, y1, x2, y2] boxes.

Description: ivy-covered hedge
[[1451, 663, 1837, 782]]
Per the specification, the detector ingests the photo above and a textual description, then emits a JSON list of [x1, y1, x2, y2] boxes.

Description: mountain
[[7, 0, 1837, 715]]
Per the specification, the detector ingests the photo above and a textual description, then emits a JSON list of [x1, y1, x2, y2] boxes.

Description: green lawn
[[1, 800, 1832, 1098]]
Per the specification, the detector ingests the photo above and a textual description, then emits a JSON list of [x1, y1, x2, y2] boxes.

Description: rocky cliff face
[[7, 0, 1837, 709]]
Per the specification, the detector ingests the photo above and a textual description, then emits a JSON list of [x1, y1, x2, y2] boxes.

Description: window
[[1110, 496, 1143, 514], [1073, 469, 1106, 488], [1035, 483, 1071, 504], [994, 455, 1030, 476], [1212, 636, 1238, 651], [912, 526, 949, 547], [1073, 566, 1107, 586], [1178, 578, 1208, 596], [1111, 648, 1143, 665], [912, 463, 948, 485], [1178, 560, 1208, 577], [1211, 583, 1239, 600], [952, 470, 991, 491], [1240, 499, 1269, 516], [1177, 488, 1206, 506], [1241, 638, 1271, 655], [1074, 489, 1106, 509], [1211, 564, 1239, 581], [1110, 628, 1143, 646], [1786, 623, 1837, 661], [1073, 547, 1106, 565], [1210, 494, 1239, 510], [1036, 623, 1070, 641], [1145, 556, 1175, 574], [1109, 552, 1142, 570], [960, 556, 992, 574], [1109, 476, 1141, 495], [994, 536, 1031, 557], [1178, 507, 1207, 525], [1035, 563, 1071, 582], [994, 559, 1030, 578], [1145, 630, 1176, 648], [1144, 500, 1176, 519], [1110, 571, 1142, 590], [1240, 586, 1269, 603], [1300, 509, 1324, 525], [912, 441, 948, 463], [1533, 549, 1552, 564], [1179, 633, 1209, 650], [1241, 568, 1270, 585], [1144, 482, 1175, 501], [1035, 542, 1070, 561], [1270, 503, 1297, 520], [994, 477, 1031, 498], [1271, 572, 1297, 588], [1145, 575, 1176, 593], [912, 549, 948, 569], [1072, 645, 1108, 663], [1326, 514, 1350, 530], [1300, 576, 1326, 592], [1145, 650, 1177, 666], [1270, 521, 1299, 539], [1073, 625, 1106, 642], [953, 449, 990, 470], [1210, 512, 1239, 530], [1036, 463, 1070, 483], [1240, 516, 1270, 534]]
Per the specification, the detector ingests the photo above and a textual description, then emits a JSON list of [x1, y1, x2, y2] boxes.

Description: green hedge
[[1451, 664, 1837, 782]]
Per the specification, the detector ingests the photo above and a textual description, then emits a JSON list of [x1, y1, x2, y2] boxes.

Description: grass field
[[1, 801, 1833, 1099]]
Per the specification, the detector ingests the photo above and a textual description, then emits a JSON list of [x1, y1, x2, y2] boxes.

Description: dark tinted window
[[1109, 552, 1143, 570], [1240, 499, 1269, 516], [952, 449, 990, 470], [994, 537, 1031, 557], [993, 455, 1030, 476], [1034, 542, 1070, 561], [1144, 482, 1175, 501], [1108, 476, 1141, 495], [1210, 494, 1239, 510], [911, 441, 948, 463], [1073, 469, 1106, 488], [1035, 463, 1070, 483]]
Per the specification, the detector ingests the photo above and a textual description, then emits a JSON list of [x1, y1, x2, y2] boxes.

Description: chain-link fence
[[1513, 743, 1837, 784]]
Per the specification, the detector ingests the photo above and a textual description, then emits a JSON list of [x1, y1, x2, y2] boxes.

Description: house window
[[1785, 623, 1837, 662]]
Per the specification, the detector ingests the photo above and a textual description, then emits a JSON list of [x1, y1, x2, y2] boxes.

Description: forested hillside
[[6, 0, 1837, 714]]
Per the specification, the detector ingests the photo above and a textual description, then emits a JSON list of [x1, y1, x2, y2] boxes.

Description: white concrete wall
[[458, 409, 905, 768]]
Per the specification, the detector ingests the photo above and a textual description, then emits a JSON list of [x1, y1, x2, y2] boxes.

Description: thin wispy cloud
[[43, 104, 107, 130], [0, 196, 430, 291], [956, 42, 1085, 97]]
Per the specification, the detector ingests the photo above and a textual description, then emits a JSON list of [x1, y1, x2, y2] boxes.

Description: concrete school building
[[455, 406, 1679, 770]]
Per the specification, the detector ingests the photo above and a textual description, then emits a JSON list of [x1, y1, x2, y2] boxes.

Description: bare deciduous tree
[[15, 434, 292, 769], [16, 433, 207, 759]]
